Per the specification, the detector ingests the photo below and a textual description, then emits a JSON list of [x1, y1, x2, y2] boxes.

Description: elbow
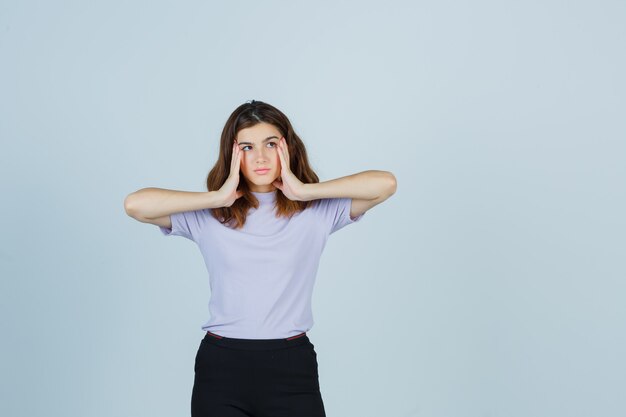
[[124, 193, 139, 218], [371, 171, 397, 201], [384, 171, 397, 197]]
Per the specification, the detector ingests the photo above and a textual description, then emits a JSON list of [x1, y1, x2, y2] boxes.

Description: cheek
[[242, 152, 254, 166]]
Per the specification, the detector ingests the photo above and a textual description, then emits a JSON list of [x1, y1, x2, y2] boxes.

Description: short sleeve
[[313, 197, 365, 235], [158, 209, 210, 242]]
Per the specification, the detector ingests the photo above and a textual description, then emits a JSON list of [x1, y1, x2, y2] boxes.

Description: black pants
[[191, 331, 326, 417]]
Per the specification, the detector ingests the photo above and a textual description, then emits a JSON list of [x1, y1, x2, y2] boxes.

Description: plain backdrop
[[1, 1, 625, 417]]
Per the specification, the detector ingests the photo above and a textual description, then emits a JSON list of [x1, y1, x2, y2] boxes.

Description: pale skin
[[124, 122, 396, 228]]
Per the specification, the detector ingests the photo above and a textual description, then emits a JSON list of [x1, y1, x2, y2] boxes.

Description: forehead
[[236, 122, 280, 142]]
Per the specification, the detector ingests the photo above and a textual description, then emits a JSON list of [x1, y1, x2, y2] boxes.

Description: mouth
[[254, 168, 271, 174]]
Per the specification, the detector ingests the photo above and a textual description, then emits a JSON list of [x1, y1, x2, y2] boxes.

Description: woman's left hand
[[272, 136, 308, 201]]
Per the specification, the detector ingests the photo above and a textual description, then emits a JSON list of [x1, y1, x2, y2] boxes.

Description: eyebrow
[[237, 136, 279, 145]]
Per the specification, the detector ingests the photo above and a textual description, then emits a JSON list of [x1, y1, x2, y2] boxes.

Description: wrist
[[300, 183, 317, 201], [207, 190, 228, 208]]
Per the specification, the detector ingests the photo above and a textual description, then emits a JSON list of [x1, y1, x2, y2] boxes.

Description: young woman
[[124, 100, 396, 417]]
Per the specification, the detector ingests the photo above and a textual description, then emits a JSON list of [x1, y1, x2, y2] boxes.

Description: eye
[[241, 142, 276, 151]]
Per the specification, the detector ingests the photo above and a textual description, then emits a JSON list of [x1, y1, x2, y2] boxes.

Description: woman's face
[[235, 122, 282, 192]]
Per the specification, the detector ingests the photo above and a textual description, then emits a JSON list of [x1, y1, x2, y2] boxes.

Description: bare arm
[[124, 188, 226, 221], [301, 170, 396, 201]]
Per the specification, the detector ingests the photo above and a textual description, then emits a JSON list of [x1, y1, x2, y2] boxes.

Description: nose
[[254, 146, 269, 163]]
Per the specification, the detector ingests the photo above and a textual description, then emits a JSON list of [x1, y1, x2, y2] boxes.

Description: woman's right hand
[[217, 140, 245, 207]]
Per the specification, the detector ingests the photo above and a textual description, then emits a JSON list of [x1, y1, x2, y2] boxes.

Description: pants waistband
[[202, 330, 310, 350]]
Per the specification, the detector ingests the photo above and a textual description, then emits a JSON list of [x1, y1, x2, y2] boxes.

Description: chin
[[248, 177, 277, 187]]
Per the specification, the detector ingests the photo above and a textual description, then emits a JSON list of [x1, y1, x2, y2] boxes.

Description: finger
[[276, 140, 287, 172], [233, 142, 242, 173], [230, 142, 238, 171], [230, 151, 238, 176], [281, 137, 290, 166], [229, 145, 234, 174], [234, 150, 242, 178], [278, 138, 289, 171]]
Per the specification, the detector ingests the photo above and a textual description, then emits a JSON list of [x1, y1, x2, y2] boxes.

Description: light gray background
[[1, 1, 624, 416]]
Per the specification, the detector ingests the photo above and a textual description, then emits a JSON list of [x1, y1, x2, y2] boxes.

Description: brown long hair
[[206, 100, 320, 229]]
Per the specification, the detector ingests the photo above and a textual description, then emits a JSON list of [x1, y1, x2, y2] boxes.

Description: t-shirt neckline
[[251, 190, 277, 203]]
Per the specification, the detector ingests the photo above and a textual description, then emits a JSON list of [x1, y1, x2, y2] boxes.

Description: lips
[[254, 168, 270, 173]]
